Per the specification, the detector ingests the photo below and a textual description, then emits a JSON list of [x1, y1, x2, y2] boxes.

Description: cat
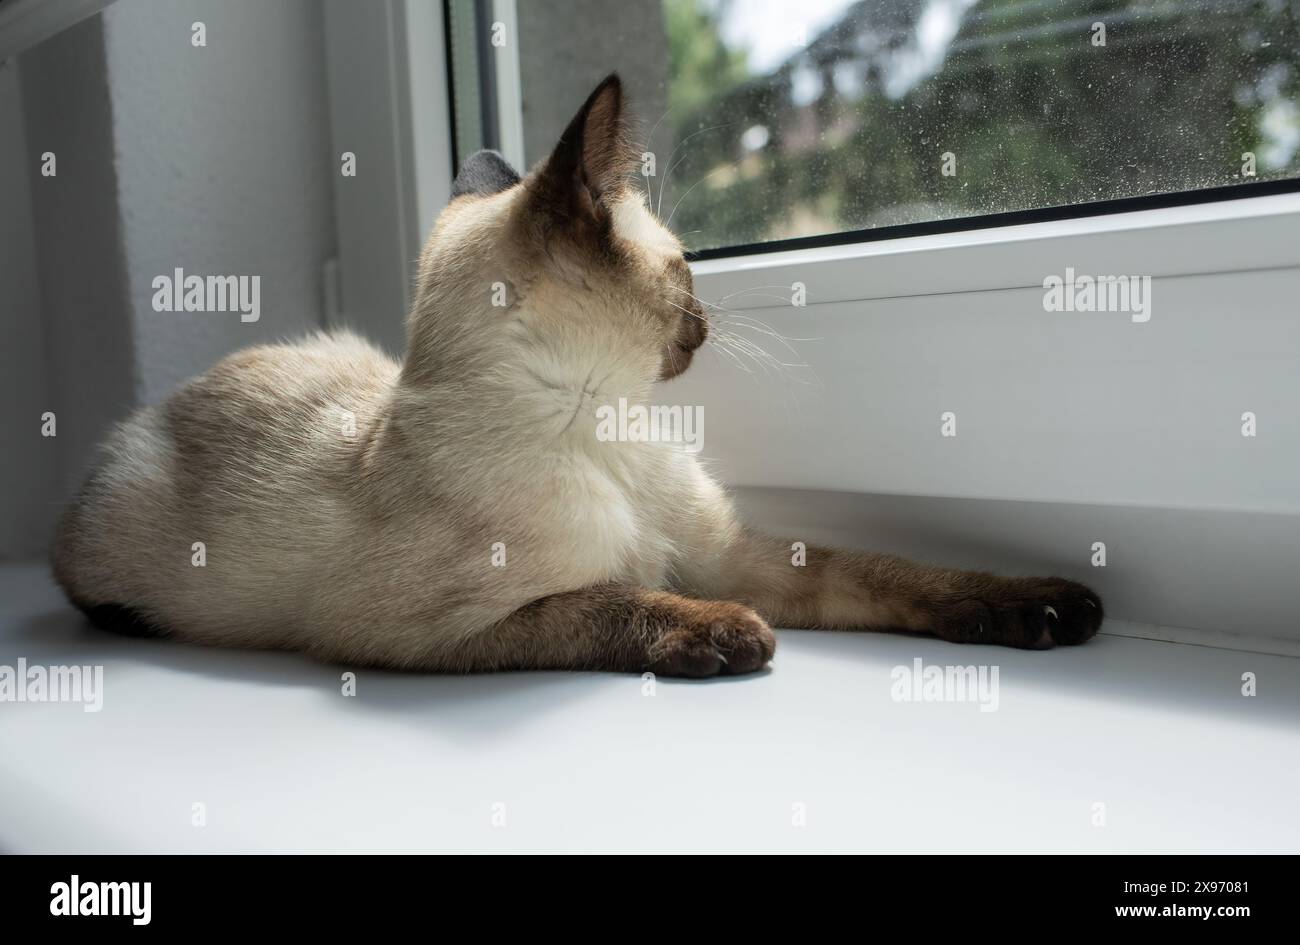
[[51, 74, 1102, 677]]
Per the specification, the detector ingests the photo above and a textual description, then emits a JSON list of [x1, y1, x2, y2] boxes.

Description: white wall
[[2, 0, 338, 558], [102, 0, 337, 406], [15, 14, 136, 557], [0, 59, 55, 558]]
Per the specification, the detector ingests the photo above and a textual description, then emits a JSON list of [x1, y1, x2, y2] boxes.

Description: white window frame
[[487, 0, 525, 171], [690, 193, 1300, 313], [322, 0, 454, 355]]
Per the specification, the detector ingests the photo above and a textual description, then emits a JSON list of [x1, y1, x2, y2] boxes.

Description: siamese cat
[[52, 75, 1102, 677]]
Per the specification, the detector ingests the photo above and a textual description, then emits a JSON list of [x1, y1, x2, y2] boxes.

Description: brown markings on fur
[[523, 74, 635, 266], [445, 584, 774, 677], [659, 256, 707, 379], [530, 75, 634, 226], [680, 529, 1103, 651]]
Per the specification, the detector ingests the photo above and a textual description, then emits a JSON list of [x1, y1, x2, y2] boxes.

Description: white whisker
[[655, 122, 735, 218]]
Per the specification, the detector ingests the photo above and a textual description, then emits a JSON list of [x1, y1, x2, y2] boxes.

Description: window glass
[[451, 0, 1300, 254]]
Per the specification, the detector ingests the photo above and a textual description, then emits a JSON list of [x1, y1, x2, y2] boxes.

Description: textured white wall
[[102, 0, 337, 406], [4, 0, 339, 557], [0, 60, 55, 558], [13, 15, 137, 559]]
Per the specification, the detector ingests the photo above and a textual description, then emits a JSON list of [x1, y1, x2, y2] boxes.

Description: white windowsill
[[1, 560, 1297, 853]]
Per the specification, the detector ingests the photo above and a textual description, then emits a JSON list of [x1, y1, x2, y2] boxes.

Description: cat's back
[[169, 330, 398, 452], [161, 329, 400, 519]]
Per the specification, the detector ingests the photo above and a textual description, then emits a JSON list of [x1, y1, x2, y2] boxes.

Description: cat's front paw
[[648, 601, 776, 677], [933, 577, 1103, 649]]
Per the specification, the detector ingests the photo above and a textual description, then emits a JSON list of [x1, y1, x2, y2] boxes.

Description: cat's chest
[[538, 447, 679, 589]]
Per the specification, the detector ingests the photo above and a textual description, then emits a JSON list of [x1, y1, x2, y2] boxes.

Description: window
[[449, 0, 1300, 255]]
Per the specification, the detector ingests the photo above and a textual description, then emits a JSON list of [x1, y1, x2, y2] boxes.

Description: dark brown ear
[[533, 74, 632, 222]]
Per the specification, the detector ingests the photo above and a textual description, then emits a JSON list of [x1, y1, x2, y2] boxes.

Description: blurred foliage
[[664, 0, 751, 116], [659, 0, 1300, 251]]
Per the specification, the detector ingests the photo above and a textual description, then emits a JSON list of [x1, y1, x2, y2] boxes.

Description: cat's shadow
[[7, 608, 762, 744], [9, 605, 1298, 742]]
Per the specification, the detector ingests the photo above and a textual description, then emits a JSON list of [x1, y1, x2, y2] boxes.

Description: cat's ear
[[532, 73, 632, 222], [452, 149, 520, 199]]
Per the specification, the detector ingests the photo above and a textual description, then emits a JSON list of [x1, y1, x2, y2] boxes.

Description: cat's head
[[407, 75, 707, 390]]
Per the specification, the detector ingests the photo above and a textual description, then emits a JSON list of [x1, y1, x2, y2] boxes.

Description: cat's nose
[[677, 307, 708, 351]]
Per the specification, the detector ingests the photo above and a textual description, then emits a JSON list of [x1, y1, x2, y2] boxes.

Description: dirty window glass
[[452, 0, 1300, 254]]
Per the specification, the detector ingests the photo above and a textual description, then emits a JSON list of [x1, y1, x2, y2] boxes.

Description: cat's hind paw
[[932, 577, 1103, 650]]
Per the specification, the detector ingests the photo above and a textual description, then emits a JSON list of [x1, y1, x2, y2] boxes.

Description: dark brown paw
[[931, 576, 1103, 649], [648, 602, 776, 677]]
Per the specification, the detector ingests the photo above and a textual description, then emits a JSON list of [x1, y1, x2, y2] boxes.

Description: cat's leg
[[401, 585, 775, 677], [675, 528, 1102, 650]]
